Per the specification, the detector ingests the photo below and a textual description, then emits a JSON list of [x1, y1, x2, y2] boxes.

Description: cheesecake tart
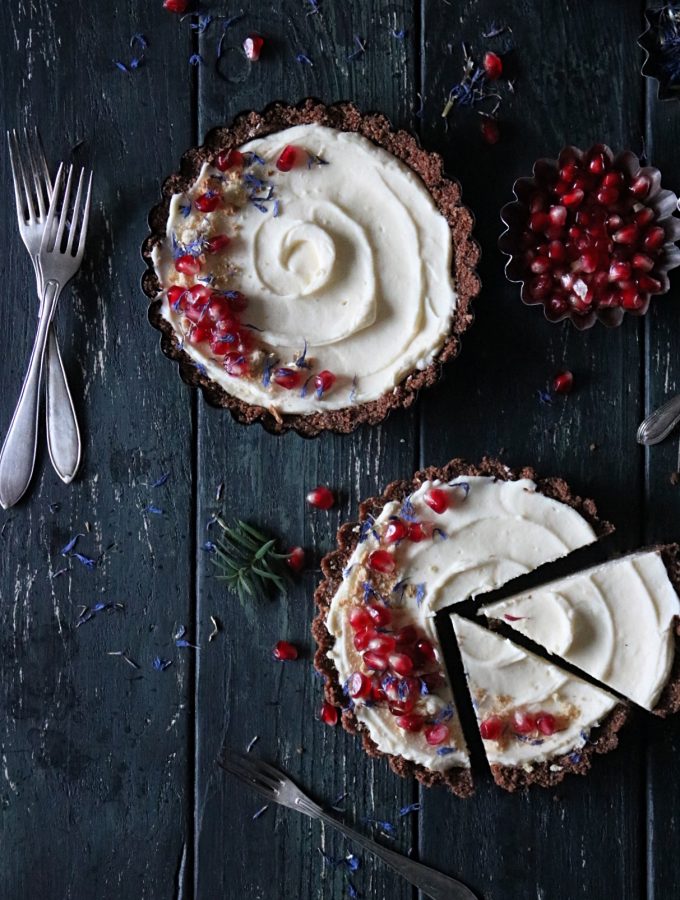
[[312, 457, 611, 796], [451, 615, 628, 792], [141, 101, 479, 436], [479, 546, 680, 716]]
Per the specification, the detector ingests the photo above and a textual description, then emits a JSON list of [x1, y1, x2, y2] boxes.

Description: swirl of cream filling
[[153, 124, 457, 413]]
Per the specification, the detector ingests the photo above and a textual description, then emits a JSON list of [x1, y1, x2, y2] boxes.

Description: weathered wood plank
[[194, 4, 421, 898], [0, 3, 194, 898], [418, 1, 646, 897]]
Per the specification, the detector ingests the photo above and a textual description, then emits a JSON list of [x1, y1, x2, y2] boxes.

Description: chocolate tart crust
[[312, 457, 612, 797], [490, 703, 629, 793], [141, 99, 480, 437]]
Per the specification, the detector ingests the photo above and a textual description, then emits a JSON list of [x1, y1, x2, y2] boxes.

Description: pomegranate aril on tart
[[320, 701, 338, 726], [388, 652, 415, 676], [366, 603, 391, 627], [273, 640, 298, 661], [424, 487, 448, 514], [272, 367, 301, 390], [536, 712, 558, 735], [347, 671, 372, 700], [394, 625, 418, 646], [188, 324, 211, 345], [512, 709, 538, 734], [395, 713, 424, 733], [205, 234, 231, 253], [482, 50, 503, 79], [216, 149, 244, 171], [363, 649, 389, 671], [286, 546, 305, 573], [276, 145, 299, 172], [349, 607, 372, 631], [314, 369, 336, 397], [175, 254, 201, 275], [479, 715, 505, 741], [407, 522, 430, 542], [353, 628, 374, 652], [414, 638, 436, 662], [367, 549, 396, 574], [194, 191, 220, 213], [384, 517, 408, 544], [425, 723, 449, 746], [306, 485, 335, 509], [223, 351, 250, 378], [367, 634, 397, 655], [243, 33, 264, 61], [167, 285, 187, 309]]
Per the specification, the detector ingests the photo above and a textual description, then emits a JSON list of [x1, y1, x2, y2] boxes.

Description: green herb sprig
[[209, 519, 290, 601]]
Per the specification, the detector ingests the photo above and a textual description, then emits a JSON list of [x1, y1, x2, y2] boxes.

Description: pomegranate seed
[[276, 145, 299, 172], [643, 226, 665, 251], [621, 286, 645, 309], [367, 549, 396, 574], [389, 697, 417, 716], [482, 51, 503, 80], [559, 162, 577, 182], [596, 187, 619, 206], [588, 152, 607, 174], [407, 522, 429, 542], [479, 715, 505, 741], [320, 701, 338, 726], [347, 671, 372, 700], [314, 369, 336, 398], [530, 256, 550, 275], [548, 205, 567, 226], [286, 546, 305, 573], [273, 640, 298, 661], [546, 296, 569, 318], [368, 634, 397, 655], [613, 224, 638, 244], [366, 604, 392, 627], [175, 254, 201, 275], [512, 709, 537, 735], [273, 367, 301, 390], [529, 211, 549, 233], [424, 723, 449, 746], [562, 189, 584, 208], [306, 486, 335, 509], [370, 679, 386, 703], [414, 638, 436, 662], [216, 149, 244, 171], [630, 174, 651, 197], [223, 351, 250, 378], [395, 625, 418, 646], [384, 518, 408, 544], [552, 370, 574, 394], [548, 240, 566, 262], [480, 117, 500, 145], [205, 234, 231, 253], [363, 649, 389, 671], [536, 712, 557, 735], [578, 250, 599, 273], [528, 274, 552, 300], [637, 274, 662, 294], [631, 253, 654, 272], [635, 207, 655, 227], [349, 607, 372, 631], [395, 713, 424, 733], [163, 0, 188, 12], [609, 261, 632, 282], [167, 285, 187, 309], [353, 628, 374, 651], [243, 33, 264, 61], [194, 192, 220, 213], [602, 171, 623, 188], [421, 672, 444, 692], [389, 652, 415, 676], [424, 487, 448, 514], [188, 324, 211, 345], [225, 291, 248, 313]]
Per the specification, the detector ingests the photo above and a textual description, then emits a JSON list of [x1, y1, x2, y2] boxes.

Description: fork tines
[[41, 162, 92, 260], [7, 127, 51, 224], [217, 748, 283, 799]]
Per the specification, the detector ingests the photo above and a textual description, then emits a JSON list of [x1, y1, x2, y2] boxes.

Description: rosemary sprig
[[209, 519, 289, 601]]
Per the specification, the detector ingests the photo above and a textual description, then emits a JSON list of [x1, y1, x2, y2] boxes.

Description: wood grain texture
[[0, 3, 194, 898]]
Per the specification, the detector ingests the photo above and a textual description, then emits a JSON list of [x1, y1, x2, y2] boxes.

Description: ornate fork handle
[[637, 394, 680, 445], [0, 280, 62, 508], [299, 800, 476, 900]]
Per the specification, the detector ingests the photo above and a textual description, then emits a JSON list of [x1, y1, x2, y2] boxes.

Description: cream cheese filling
[[152, 124, 458, 413], [452, 615, 618, 768], [479, 550, 680, 710]]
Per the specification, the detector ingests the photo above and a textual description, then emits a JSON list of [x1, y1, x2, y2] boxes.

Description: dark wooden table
[[1, 1, 679, 897]]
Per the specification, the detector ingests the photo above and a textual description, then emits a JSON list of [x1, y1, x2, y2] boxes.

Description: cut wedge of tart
[[312, 457, 612, 796], [479, 546, 680, 715], [451, 615, 628, 791]]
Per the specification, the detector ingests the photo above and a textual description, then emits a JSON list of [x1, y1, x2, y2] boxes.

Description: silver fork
[[7, 128, 82, 484], [218, 749, 478, 900], [0, 163, 92, 509]]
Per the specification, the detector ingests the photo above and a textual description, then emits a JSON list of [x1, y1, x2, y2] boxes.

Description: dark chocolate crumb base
[[141, 99, 480, 437], [651, 545, 680, 717], [312, 457, 611, 797], [490, 703, 629, 793]]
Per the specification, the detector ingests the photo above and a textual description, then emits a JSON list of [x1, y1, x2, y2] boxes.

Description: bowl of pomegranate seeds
[[499, 143, 680, 328]]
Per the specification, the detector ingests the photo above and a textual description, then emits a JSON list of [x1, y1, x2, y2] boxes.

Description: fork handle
[[314, 809, 476, 900], [0, 280, 61, 508], [45, 323, 81, 483]]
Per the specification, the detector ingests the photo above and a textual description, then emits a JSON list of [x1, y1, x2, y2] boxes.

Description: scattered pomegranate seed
[[194, 192, 220, 213], [512, 709, 537, 735], [395, 713, 424, 733], [388, 652, 415, 676], [320, 701, 338, 726], [479, 715, 505, 741], [363, 649, 389, 671], [552, 370, 574, 394], [480, 117, 500, 145], [367, 549, 396, 574], [482, 51, 503, 80], [216, 149, 244, 171], [306, 486, 335, 509], [273, 640, 298, 661], [347, 671, 372, 700], [272, 367, 301, 390], [384, 517, 408, 544], [243, 33, 264, 61], [349, 607, 372, 631], [163, 0, 188, 12], [366, 604, 391, 627], [314, 369, 336, 398], [536, 712, 557, 735], [205, 234, 231, 253], [276, 145, 299, 172], [424, 488, 449, 515], [286, 546, 305, 573], [424, 723, 449, 746], [175, 254, 201, 275]]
